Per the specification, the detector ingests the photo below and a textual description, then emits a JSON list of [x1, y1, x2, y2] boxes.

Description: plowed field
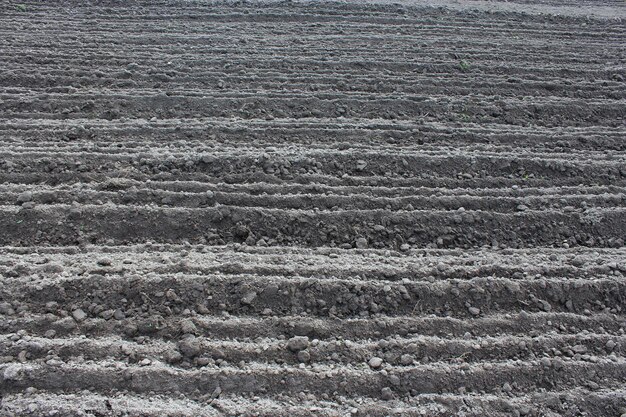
[[1, 1, 625, 416]]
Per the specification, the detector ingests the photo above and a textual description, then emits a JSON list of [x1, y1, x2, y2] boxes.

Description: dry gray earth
[[1, 0, 625, 416]]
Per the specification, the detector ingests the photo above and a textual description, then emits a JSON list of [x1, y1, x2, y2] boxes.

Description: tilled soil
[[1, 0, 625, 416]]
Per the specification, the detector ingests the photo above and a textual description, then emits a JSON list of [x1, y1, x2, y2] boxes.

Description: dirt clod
[[297, 350, 311, 363], [16, 192, 32, 204], [355, 238, 368, 249], [178, 337, 201, 358], [287, 336, 309, 352]]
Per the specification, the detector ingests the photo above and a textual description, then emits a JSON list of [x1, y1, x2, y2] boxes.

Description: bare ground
[[0, 0, 625, 416]]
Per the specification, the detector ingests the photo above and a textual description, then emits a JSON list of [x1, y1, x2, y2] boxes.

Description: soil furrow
[[2, 0, 625, 414]]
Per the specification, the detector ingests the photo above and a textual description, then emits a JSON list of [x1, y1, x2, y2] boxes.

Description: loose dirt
[[1, 0, 625, 415]]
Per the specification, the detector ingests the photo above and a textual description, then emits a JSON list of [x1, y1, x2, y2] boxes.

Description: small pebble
[[468, 306, 480, 316], [368, 357, 383, 369], [72, 309, 87, 322]]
